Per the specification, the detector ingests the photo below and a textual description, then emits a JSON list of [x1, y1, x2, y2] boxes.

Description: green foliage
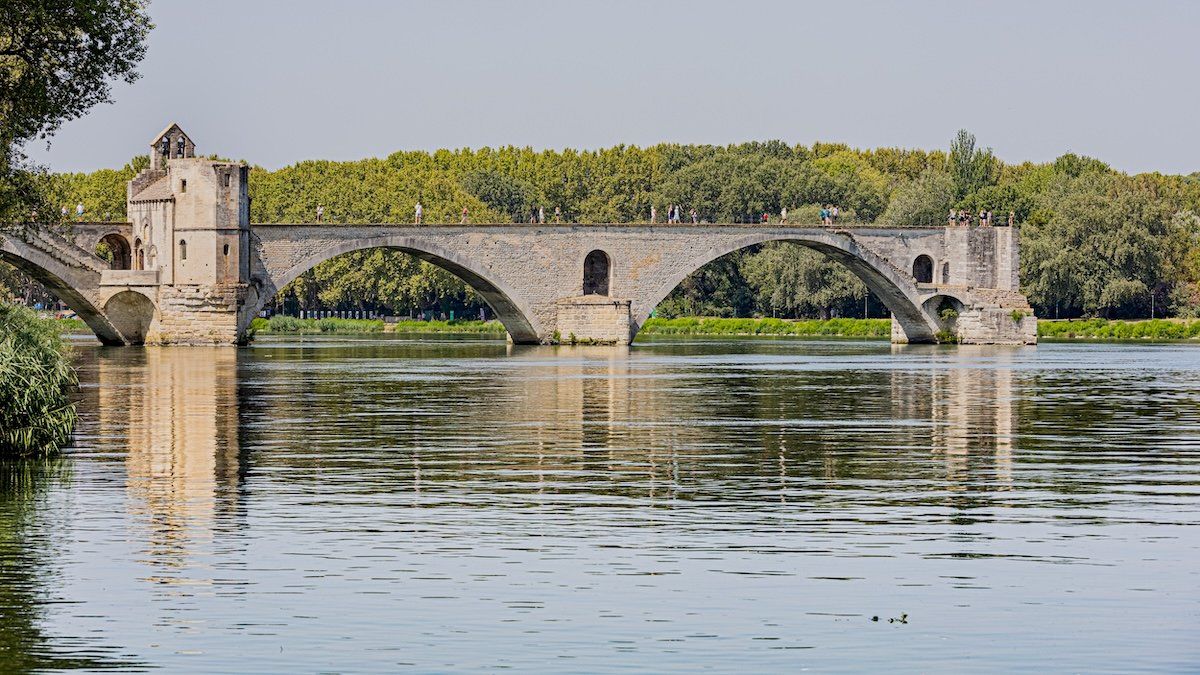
[[880, 168, 955, 227], [1037, 318, 1200, 340], [1010, 310, 1027, 322], [0, 304, 77, 457], [947, 129, 999, 200], [252, 315, 505, 335], [1, 0, 152, 224], [640, 317, 892, 337]]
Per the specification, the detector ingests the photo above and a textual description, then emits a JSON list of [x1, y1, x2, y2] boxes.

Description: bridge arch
[[103, 290, 156, 345], [0, 234, 125, 345], [635, 231, 940, 343], [249, 234, 541, 342]]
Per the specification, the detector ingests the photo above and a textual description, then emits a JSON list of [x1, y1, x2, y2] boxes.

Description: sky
[[27, 0, 1200, 175]]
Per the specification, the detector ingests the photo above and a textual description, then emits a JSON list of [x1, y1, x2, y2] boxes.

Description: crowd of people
[[948, 209, 1016, 227]]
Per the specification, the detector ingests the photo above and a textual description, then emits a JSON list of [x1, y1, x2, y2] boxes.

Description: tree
[[1, 0, 152, 223], [947, 129, 997, 201], [880, 168, 955, 227]]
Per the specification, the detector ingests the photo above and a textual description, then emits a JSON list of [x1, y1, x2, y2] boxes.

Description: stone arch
[[0, 235, 124, 345], [636, 231, 940, 343], [103, 290, 156, 345], [248, 235, 540, 343], [923, 294, 966, 333], [913, 255, 934, 283], [582, 249, 611, 296], [97, 233, 132, 270]]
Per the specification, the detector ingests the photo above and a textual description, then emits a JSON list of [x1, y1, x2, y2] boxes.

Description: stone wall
[[555, 296, 632, 345]]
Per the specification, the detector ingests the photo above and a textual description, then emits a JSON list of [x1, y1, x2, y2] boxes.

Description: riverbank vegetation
[[249, 315, 504, 335], [0, 305, 78, 457], [640, 317, 892, 338]]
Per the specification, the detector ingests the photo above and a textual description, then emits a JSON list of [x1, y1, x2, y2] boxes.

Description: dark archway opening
[[134, 239, 145, 270], [582, 250, 610, 296], [941, 261, 950, 284], [913, 255, 934, 284], [96, 234, 132, 270]]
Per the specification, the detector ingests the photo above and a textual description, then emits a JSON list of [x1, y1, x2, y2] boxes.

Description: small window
[[179, 239, 187, 261], [223, 172, 231, 188], [223, 243, 230, 257], [180, 179, 187, 193]]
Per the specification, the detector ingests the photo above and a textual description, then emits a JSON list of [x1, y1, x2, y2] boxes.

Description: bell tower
[[123, 123, 253, 344]]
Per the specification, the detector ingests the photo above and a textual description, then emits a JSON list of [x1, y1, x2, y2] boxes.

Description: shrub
[[0, 304, 78, 457]]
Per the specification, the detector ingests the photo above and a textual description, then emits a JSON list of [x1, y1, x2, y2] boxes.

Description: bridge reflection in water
[[91, 348, 243, 576], [77, 340, 1022, 549]]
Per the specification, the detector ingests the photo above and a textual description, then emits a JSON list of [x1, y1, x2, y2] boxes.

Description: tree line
[[11, 130, 1200, 320]]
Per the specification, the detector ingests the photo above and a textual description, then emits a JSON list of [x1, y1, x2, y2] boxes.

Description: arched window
[[134, 238, 144, 270], [180, 179, 187, 193], [582, 249, 611, 296], [913, 255, 933, 284], [223, 243, 230, 257], [179, 239, 187, 261], [941, 261, 950, 284]]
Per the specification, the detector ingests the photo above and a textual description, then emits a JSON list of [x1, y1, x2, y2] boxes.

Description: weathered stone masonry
[[0, 125, 1037, 347]]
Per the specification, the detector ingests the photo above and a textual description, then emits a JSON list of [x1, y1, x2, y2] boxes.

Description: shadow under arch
[[249, 235, 540, 343], [636, 231, 940, 343], [0, 235, 125, 345], [104, 290, 156, 345]]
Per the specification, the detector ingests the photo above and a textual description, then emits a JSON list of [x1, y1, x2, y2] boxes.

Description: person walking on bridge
[[414, 201, 423, 224], [461, 207, 469, 224], [554, 206, 562, 223], [650, 205, 657, 224], [75, 202, 84, 220], [316, 204, 324, 223], [780, 206, 788, 224]]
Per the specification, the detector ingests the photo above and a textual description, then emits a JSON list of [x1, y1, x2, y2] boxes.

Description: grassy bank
[[640, 317, 893, 338], [250, 315, 505, 335], [1037, 318, 1200, 340]]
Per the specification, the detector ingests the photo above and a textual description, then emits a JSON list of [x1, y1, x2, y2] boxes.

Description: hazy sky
[[27, 0, 1200, 174]]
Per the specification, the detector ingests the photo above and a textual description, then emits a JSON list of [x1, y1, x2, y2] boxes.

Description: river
[[1, 336, 1198, 671]]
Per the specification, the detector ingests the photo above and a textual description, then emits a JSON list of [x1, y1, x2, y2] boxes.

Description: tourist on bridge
[[1008, 211, 1015, 226], [820, 206, 829, 225], [554, 206, 562, 223], [831, 205, 839, 223], [414, 201, 423, 224], [979, 209, 987, 226], [987, 209, 995, 226], [539, 206, 545, 224], [316, 204, 324, 223], [690, 208, 698, 224], [75, 202, 84, 220], [948, 209, 956, 226], [461, 207, 469, 224], [650, 205, 657, 224], [780, 206, 788, 224]]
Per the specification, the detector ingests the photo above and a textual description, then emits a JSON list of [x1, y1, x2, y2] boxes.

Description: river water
[[1, 336, 1198, 672]]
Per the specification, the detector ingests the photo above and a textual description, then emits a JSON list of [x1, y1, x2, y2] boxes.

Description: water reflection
[[96, 348, 242, 583], [1, 337, 1197, 671]]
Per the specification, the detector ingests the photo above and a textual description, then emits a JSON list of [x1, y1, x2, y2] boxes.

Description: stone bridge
[[0, 124, 1037, 346]]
